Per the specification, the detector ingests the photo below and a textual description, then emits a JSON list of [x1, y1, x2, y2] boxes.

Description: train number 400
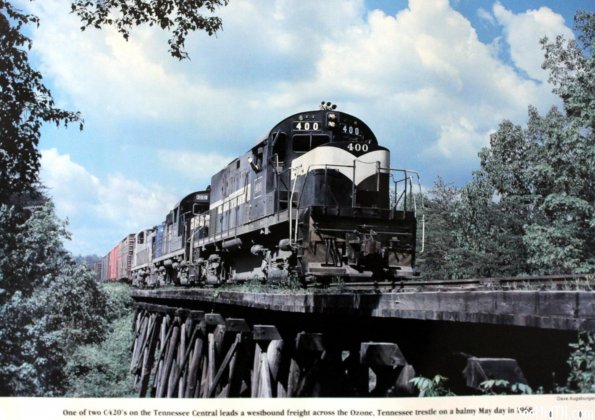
[[347, 143, 369, 152]]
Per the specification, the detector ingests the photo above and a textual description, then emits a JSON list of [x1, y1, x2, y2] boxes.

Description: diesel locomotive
[[101, 103, 422, 287]]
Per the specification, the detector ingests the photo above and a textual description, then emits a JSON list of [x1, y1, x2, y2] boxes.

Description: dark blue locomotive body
[[130, 104, 421, 287]]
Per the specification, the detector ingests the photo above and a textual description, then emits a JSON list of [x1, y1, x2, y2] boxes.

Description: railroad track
[[316, 273, 595, 292], [131, 273, 594, 293]]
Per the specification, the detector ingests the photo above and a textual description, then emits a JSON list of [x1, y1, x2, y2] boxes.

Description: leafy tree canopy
[[0, 200, 72, 301], [479, 12, 594, 274], [541, 11, 595, 127], [0, 2, 82, 203], [65, 313, 135, 397], [419, 11, 594, 278], [0, 202, 112, 395], [71, 0, 230, 60]]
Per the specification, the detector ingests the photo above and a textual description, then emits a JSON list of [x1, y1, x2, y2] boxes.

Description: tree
[[65, 314, 135, 397], [0, 201, 72, 302], [0, 202, 111, 396], [457, 11, 595, 275], [454, 172, 529, 277], [71, 0, 230, 60], [557, 331, 595, 394], [1, 0, 231, 396], [418, 175, 528, 280], [541, 11, 595, 128], [18, 265, 110, 395], [64, 283, 134, 397], [526, 11, 595, 273], [522, 106, 594, 273], [416, 178, 461, 279], [0, 2, 82, 204]]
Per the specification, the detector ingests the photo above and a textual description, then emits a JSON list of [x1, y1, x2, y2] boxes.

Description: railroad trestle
[[130, 303, 417, 398], [130, 283, 594, 398]]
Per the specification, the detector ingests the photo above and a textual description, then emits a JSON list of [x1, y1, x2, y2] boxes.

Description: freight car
[[99, 234, 135, 282], [120, 102, 422, 287]]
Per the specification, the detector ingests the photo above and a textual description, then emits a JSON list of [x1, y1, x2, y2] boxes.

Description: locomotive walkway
[[132, 287, 595, 331]]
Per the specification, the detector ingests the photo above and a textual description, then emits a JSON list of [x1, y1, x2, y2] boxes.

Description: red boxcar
[[101, 234, 135, 282], [109, 245, 119, 281]]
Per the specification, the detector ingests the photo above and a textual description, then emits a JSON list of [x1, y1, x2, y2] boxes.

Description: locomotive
[[101, 103, 422, 287]]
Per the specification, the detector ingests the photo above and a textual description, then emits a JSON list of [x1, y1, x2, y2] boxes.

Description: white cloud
[[41, 149, 178, 254], [478, 7, 496, 26], [22, 0, 244, 132], [40, 149, 101, 216], [290, 0, 562, 164], [493, 2, 574, 82], [23, 0, 568, 164], [431, 118, 489, 161], [157, 150, 234, 184], [21, 0, 366, 138]]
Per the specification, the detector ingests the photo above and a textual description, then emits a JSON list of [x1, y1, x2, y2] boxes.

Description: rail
[[320, 273, 594, 292]]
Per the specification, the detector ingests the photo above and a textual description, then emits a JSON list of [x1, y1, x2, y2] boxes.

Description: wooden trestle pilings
[[130, 286, 594, 397], [129, 305, 418, 398]]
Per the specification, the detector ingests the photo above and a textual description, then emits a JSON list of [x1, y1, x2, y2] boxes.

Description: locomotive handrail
[[292, 163, 360, 244], [389, 169, 424, 253], [288, 162, 424, 246], [290, 163, 425, 252], [288, 164, 302, 246]]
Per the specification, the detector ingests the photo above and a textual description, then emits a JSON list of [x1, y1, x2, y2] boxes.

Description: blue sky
[[14, 0, 588, 256]]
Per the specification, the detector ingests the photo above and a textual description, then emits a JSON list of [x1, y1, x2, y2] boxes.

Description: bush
[[66, 314, 135, 397]]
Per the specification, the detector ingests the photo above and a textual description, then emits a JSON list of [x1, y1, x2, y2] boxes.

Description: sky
[[12, 0, 588, 256]]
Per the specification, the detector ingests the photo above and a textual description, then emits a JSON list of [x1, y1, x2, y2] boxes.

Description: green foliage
[[0, 2, 82, 203], [477, 103, 594, 274], [419, 11, 594, 279], [541, 11, 595, 128], [74, 254, 101, 268], [0, 203, 116, 396], [556, 332, 595, 394], [102, 282, 134, 321], [64, 281, 134, 397], [409, 375, 455, 397], [65, 314, 135, 397], [23, 266, 110, 395], [0, 201, 72, 302], [418, 176, 527, 279], [416, 178, 460, 279], [70, 0, 230, 60], [480, 379, 533, 395]]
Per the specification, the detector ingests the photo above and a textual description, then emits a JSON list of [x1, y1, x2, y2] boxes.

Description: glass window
[[311, 135, 330, 148], [293, 134, 310, 152]]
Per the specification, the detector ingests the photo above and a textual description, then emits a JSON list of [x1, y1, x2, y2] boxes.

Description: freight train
[[98, 103, 422, 287]]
